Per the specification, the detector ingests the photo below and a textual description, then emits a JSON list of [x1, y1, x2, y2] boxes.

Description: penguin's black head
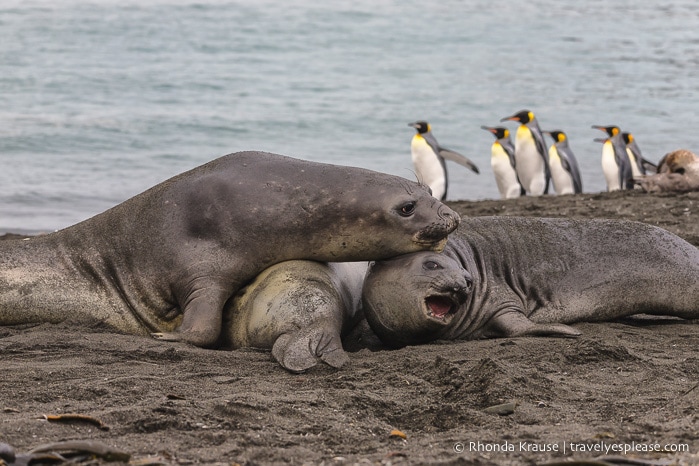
[[545, 130, 567, 143], [622, 132, 634, 144], [500, 109, 533, 124], [591, 125, 620, 137], [480, 125, 509, 140], [408, 121, 430, 134]]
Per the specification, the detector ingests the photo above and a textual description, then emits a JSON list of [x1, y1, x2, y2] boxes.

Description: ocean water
[[1, 0, 698, 232]]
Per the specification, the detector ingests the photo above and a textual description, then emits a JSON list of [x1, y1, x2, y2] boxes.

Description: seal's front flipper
[[488, 312, 582, 338], [272, 325, 349, 373], [151, 331, 180, 342], [152, 287, 229, 347], [151, 320, 222, 346]]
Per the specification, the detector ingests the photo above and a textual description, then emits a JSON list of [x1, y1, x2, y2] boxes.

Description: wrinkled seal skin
[[363, 217, 699, 347], [0, 151, 460, 347], [222, 260, 368, 373]]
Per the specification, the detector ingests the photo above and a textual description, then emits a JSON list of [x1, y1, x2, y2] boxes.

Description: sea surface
[[2, 0, 698, 233]]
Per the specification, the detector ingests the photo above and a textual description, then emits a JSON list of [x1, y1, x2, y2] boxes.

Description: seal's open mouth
[[424, 294, 458, 323]]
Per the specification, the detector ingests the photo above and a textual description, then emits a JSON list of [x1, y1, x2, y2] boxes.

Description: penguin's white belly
[[514, 135, 546, 195], [412, 143, 446, 199], [627, 150, 642, 178], [601, 143, 620, 191], [491, 152, 521, 199], [549, 148, 575, 195]]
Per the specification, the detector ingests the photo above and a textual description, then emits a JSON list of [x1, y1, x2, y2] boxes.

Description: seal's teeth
[[427, 310, 446, 322], [426, 295, 453, 318]]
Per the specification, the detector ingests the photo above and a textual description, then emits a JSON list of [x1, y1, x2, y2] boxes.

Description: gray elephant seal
[[222, 260, 368, 373], [363, 217, 699, 347], [0, 151, 459, 347]]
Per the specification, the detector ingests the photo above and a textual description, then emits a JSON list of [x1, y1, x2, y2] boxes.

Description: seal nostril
[[464, 277, 473, 291]]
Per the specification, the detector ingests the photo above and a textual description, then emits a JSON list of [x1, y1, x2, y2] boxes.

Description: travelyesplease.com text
[[454, 440, 690, 455]]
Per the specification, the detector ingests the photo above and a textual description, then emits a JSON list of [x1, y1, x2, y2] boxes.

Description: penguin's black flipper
[[438, 148, 480, 174], [641, 158, 658, 174], [528, 119, 552, 193], [558, 146, 584, 194]]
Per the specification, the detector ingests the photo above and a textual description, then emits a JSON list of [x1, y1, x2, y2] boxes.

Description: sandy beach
[[1, 189, 697, 465]]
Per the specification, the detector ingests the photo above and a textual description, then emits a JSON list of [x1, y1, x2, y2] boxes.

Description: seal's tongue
[[426, 296, 452, 317]]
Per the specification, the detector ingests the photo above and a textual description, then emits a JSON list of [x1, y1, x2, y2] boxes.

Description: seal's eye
[[423, 261, 441, 270], [399, 202, 416, 217]]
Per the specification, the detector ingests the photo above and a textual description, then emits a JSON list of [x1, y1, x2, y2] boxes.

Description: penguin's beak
[[592, 137, 607, 143], [500, 114, 519, 122], [480, 125, 497, 134], [408, 122, 420, 129], [591, 125, 606, 131]]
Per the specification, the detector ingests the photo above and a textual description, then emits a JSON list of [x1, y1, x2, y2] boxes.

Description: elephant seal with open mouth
[[362, 217, 699, 347]]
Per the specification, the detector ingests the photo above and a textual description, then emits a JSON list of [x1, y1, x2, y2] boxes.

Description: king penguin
[[592, 137, 620, 191], [481, 125, 524, 199], [408, 121, 479, 200], [591, 125, 634, 191], [544, 130, 583, 195], [500, 109, 550, 196], [622, 132, 657, 176]]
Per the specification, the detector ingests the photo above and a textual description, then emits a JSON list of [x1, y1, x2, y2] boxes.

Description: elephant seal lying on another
[[362, 217, 699, 347], [0, 151, 459, 347]]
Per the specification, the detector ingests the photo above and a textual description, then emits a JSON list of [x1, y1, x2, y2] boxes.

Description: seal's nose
[[463, 276, 473, 292], [439, 205, 461, 230]]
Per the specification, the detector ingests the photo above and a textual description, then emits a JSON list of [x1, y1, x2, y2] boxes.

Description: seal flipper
[[152, 287, 229, 347], [271, 323, 349, 373], [487, 311, 582, 338]]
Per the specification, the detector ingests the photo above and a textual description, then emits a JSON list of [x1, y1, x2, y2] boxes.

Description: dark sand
[[1, 190, 697, 465]]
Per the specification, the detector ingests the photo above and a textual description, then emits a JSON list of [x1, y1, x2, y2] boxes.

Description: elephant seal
[[222, 260, 368, 373], [362, 217, 699, 347], [0, 151, 459, 347]]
